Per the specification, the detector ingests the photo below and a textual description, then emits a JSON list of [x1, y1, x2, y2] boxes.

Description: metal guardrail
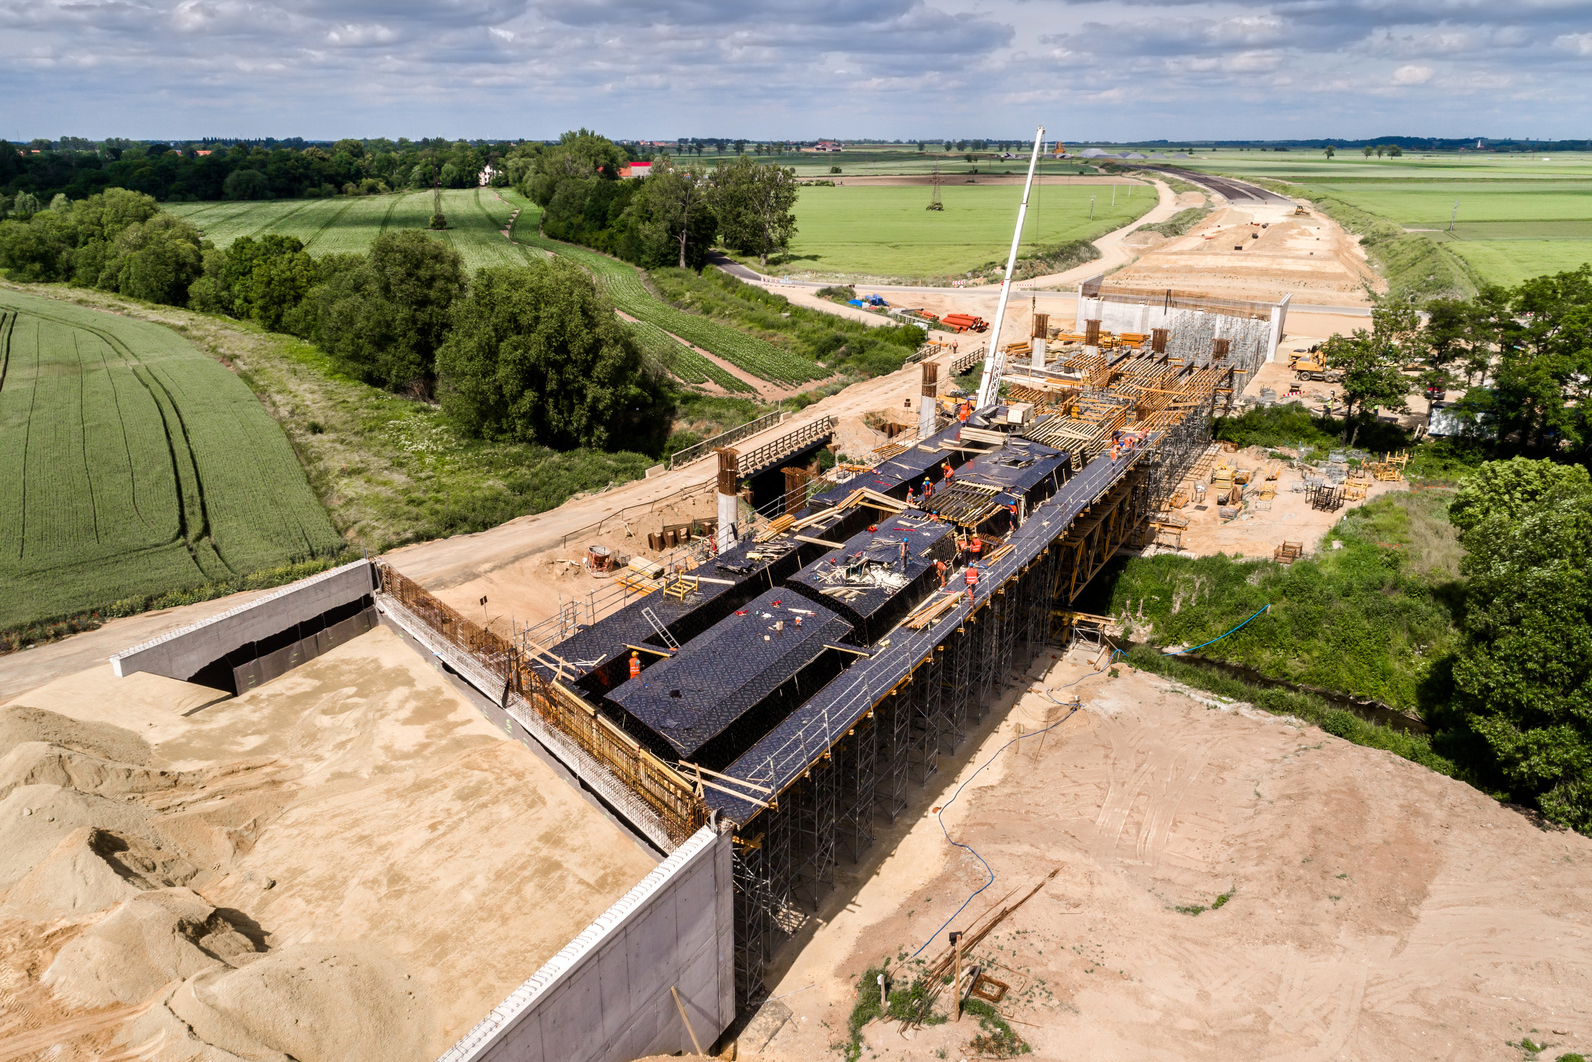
[[670, 410, 785, 469]]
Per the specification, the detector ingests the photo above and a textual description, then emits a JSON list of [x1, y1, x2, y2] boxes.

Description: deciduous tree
[[435, 261, 671, 451], [1321, 299, 1416, 444], [711, 155, 799, 267], [1447, 458, 1592, 832]]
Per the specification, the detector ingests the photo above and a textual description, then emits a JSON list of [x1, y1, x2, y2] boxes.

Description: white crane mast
[[974, 125, 1046, 411]]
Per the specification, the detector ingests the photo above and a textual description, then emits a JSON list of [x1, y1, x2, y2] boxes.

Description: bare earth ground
[[1109, 198, 1378, 306], [0, 625, 656, 1061], [745, 655, 1592, 1062]]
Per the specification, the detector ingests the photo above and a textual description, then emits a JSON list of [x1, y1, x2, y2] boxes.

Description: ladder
[[642, 606, 680, 651]]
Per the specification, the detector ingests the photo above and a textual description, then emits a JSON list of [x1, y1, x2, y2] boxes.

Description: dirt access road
[[744, 655, 1592, 1062]]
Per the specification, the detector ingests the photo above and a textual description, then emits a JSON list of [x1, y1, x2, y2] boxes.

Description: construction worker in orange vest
[[935, 558, 948, 588], [942, 459, 954, 482], [958, 401, 971, 423], [969, 534, 982, 559], [1008, 502, 1020, 529], [628, 650, 641, 679], [922, 476, 934, 502], [964, 563, 980, 606]]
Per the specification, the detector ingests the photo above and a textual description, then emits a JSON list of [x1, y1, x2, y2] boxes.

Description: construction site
[[4, 143, 1590, 1062]]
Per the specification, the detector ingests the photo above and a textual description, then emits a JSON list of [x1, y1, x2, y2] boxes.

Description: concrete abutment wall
[[437, 826, 736, 1062], [110, 560, 378, 692]]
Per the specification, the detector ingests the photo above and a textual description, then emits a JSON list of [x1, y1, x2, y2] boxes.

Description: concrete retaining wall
[[437, 825, 735, 1062], [110, 560, 376, 681]]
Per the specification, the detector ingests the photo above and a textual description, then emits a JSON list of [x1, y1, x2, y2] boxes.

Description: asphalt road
[[1138, 166, 1296, 206]]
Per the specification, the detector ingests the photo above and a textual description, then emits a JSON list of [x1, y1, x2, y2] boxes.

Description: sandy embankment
[[0, 624, 656, 1060], [746, 655, 1592, 1061]]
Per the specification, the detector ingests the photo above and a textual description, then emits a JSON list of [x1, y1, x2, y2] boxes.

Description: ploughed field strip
[[376, 297, 1262, 1004], [0, 291, 342, 628]]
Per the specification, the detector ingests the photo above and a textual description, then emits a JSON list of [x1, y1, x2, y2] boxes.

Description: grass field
[[1175, 153, 1592, 288], [762, 182, 1154, 278], [170, 190, 815, 387], [0, 288, 343, 629]]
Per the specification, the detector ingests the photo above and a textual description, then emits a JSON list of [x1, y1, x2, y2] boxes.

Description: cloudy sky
[[3, 0, 1589, 141]]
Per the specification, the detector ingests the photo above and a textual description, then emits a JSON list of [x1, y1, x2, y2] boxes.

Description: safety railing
[[669, 410, 785, 469], [736, 415, 836, 477]]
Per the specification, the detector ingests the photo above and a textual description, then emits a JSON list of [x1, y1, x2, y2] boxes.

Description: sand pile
[[0, 704, 431, 1060], [45, 888, 260, 1007], [137, 942, 435, 1062], [0, 626, 658, 1059]]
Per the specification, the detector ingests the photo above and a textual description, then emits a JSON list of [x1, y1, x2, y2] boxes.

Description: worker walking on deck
[[965, 563, 980, 606], [898, 536, 910, 572], [628, 651, 641, 680]]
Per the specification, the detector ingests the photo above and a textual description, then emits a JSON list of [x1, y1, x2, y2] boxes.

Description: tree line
[[523, 129, 799, 269], [0, 188, 672, 453], [1319, 267, 1591, 459], [0, 137, 643, 207]]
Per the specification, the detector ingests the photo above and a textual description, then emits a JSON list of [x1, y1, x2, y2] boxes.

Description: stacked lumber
[[905, 590, 961, 629]]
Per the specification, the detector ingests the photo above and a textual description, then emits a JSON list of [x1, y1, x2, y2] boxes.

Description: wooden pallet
[[1274, 541, 1304, 564]]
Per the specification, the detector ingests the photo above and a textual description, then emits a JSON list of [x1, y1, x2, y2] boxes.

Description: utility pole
[[1449, 198, 1459, 232], [1112, 184, 1117, 206], [1089, 195, 1095, 220]]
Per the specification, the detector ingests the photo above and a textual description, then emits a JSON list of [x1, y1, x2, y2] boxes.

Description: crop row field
[[171, 190, 788, 388], [0, 290, 343, 629], [504, 195, 821, 387], [1178, 153, 1592, 288]]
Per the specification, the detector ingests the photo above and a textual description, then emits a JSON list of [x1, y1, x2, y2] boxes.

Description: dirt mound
[[0, 739, 185, 802], [0, 704, 153, 765], [144, 942, 438, 1062], [43, 887, 261, 1008], [0, 783, 156, 890], [2, 826, 147, 921]]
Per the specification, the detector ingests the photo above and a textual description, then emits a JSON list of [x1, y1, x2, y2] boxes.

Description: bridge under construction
[[373, 305, 1267, 1006]]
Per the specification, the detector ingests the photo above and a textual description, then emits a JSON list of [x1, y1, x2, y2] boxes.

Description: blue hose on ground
[[910, 689, 1089, 959], [1162, 603, 1271, 656]]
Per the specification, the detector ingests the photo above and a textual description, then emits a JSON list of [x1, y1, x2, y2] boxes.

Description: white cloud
[[2, 0, 1592, 138], [1555, 31, 1592, 55]]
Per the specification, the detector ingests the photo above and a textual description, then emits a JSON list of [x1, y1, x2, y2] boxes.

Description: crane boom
[[975, 125, 1046, 410]]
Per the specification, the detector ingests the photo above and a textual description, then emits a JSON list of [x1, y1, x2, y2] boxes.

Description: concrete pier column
[[1030, 312, 1049, 370], [918, 362, 939, 438], [716, 448, 739, 552]]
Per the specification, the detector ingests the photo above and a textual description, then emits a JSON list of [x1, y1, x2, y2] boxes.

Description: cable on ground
[[1162, 603, 1271, 656], [910, 682, 1092, 958]]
